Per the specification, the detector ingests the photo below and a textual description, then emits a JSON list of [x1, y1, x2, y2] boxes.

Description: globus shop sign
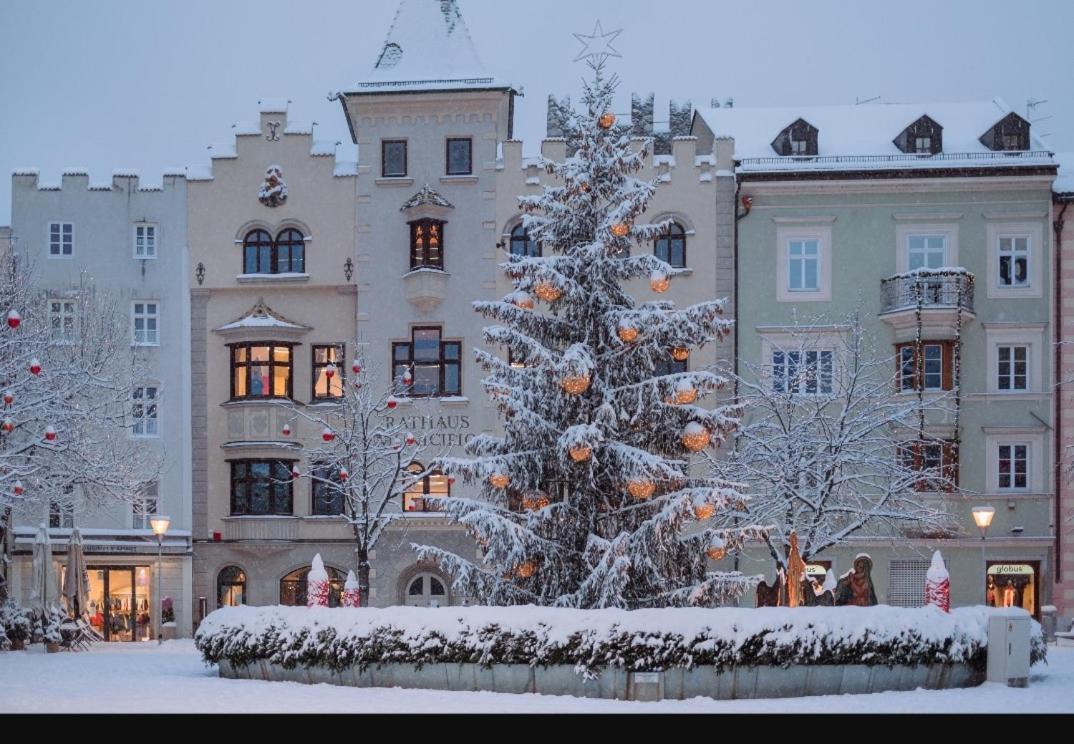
[[985, 562, 1039, 619]]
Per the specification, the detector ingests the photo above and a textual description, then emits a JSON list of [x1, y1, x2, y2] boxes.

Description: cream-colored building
[[188, 101, 360, 616]]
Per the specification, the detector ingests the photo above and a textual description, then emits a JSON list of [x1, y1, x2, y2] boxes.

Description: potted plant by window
[[1, 601, 32, 651]]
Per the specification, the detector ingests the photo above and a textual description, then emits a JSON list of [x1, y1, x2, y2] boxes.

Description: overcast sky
[[1, 0, 1071, 224]]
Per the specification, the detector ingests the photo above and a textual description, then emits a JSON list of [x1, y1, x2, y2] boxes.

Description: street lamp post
[[972, 506, 995, 606], [149, 516, 171, 644]]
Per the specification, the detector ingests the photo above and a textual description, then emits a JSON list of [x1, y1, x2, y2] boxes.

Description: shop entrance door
[[86, 566, 152, 642], [985, 562, 1041, 621]]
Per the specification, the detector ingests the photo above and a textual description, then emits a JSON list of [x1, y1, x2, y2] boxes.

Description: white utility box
[[986, 608, 1032, 688]]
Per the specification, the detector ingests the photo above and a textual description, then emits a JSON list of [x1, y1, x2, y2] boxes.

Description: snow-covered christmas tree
[[415, 63, 763, 609]]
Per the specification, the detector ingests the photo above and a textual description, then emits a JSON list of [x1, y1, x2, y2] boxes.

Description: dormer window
[[980, 112, 1030, 152], [895, 115, 942, 155], [410, 219, 445, 270], [771, 119, 818, 157]]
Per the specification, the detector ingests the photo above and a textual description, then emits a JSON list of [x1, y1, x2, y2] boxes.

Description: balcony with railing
[[879, 270, 976, 341]]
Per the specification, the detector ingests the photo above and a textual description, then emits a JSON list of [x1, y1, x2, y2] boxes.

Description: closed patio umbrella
[[62, 528, 89, 619], [30, 525, 58, 611]]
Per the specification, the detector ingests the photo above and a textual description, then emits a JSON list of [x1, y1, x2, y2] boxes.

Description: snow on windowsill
[[440, 175, 478, 184], [402, 268, 451, 279], [376, 177, 415, 187], [236, 273, 311, 284]]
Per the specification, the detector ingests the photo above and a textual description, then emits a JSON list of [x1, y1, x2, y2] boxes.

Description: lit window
[[280, 565, 344, 607], [134, 224, 157, 259], [49, 222, 73, 257], [132, 302, 159, 346], [230, 343, 293, 400], [132, 385, 159, 437], [410, 219, 445, 270], [404, 462, 451, 513], [217, 566, 246, 608], [312, 345, 345, 400]]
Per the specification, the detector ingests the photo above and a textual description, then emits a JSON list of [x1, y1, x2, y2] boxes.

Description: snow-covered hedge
[[195, 605, 1045, 674]]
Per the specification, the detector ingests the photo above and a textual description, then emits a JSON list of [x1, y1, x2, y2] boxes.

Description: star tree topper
[[573, 20, 622, 64]]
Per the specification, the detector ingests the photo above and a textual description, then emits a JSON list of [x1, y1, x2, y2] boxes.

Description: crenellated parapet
[[11, 166, 187, 194]]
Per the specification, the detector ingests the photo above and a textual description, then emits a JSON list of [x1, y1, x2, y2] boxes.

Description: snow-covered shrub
[[0, 600, 32, 645], [195, 605, 1045, 676], [37, 604, 67, 645]]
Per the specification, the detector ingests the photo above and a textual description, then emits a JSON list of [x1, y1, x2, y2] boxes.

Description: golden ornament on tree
[[516, 561, 537, 579], [681, 423, 711, 452], [489, 473, 510, 490], [674, 380, 698, 405], [598, 112, 616, 129], [671, 347, 690, 362], [560, 375, 591, 396], [610, 222, 631, 238], [694, 503, 716, 521], [512, 292, 535, 310], [522, 492, 551, 511], [650, 272, 671, 293], [534, 281, 563, 303], [569, 444, 593, 463], [706, 546, 728, 561], [579, 181, 591, 193], [617, 324, 639, 343], [626, 479, 656, 501]]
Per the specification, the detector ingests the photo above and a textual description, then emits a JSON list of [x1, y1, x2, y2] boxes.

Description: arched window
[[509, 224, 540, 257], [279, 565, 346, 607], [242, 228, 306, 275], [243, 230, 273, 274], [654, 222, 687, 268], [275, 229, 306, 274], [217, 566, 247, 608], [403, 462, 451, 513], [405, 573, 448, 607]]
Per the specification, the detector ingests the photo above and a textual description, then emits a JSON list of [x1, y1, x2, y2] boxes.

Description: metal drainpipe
[[733, 178, 752, 398], [1054, 200, 1068, 586]]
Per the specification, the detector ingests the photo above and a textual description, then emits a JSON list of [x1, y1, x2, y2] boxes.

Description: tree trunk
[[0, 507, 11, 603], [357, 548, 371, 608]]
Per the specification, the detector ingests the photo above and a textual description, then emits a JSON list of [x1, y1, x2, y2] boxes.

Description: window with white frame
[[134, 224, 157, 259], [134, 483, 159, 529], [997, 345, 1028, 392], [132, 385, 159, 437], [49, 222, 73, 257], [998, 236, 1030, 288], [908, 235, 946, 271], [49, 298, 77, 344], [788, 240, 820, 291], [772, 349, 834, 394], [998, 443, 1029, 490], [132, 302, 159, 346]]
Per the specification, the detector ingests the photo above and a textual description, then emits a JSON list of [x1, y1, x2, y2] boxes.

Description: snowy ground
[[1, 641, 1072, 713]]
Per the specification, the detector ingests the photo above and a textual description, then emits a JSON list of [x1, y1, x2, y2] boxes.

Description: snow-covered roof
[[348, 0, 513, 94], [215, 300, 310, 332], [696, 99, 1055, 174], [1055, 152, 1074, 196]]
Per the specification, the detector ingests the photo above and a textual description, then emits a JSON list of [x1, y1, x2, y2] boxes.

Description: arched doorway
[[403, 572, 450, 607], [280, 565, 345, 607], [217, 566, 247, 608]]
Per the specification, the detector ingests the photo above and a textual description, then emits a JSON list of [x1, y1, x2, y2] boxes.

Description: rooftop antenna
[[1027, 98, 1049, 122], [855, 96, 881, 106]]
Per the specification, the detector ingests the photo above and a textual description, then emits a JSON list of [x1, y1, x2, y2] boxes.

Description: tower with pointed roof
[[327, 0, 517, 607]]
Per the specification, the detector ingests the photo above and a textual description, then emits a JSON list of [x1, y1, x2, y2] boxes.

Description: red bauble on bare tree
[[43, 425, 57, 442], [5, 309, 20, 329], [29, 358, 42, 376]]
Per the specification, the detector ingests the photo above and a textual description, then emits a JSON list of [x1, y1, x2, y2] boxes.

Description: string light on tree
[[534, 281, 563, 303], [681, 422, 711, 452], [671, 347, 690, 362], [650, 271, 670, 294], [488, 473, 510, 490], [568, 444, 592, 463], [560, 375, 591, 396], [626, 479, 655, 501]]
